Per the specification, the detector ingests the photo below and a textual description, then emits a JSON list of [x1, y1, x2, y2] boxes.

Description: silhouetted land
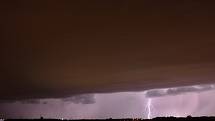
[[4, 116, 215, 121]]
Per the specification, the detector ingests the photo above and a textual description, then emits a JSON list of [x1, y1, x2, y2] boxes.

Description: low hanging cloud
[[0, 99, 45, 104], [0, 94, 96, 105], [21, 99, 48, 104], [145, 83, 215, 98], [21, 99, 41, 104], [62, 94, 96, 104]]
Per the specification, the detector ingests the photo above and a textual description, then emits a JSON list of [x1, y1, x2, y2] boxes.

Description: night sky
[[0, 0, 215, 119]]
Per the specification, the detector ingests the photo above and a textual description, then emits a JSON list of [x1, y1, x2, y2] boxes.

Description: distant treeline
[[4, 116, 215, 121]]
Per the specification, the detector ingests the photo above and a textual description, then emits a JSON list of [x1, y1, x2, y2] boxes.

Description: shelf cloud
[[62, 94, 96, 104], [145, 84, 215, 98]]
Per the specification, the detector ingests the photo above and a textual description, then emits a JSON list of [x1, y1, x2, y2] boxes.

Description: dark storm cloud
[[145, 84, 215, 98], [0, 1, 215, 101], [62, 94, 95, 104], [21, 99, 41, 104], [0, 94, 95, 105], [0, 100, 16, 104], [0, 99, 48, 104], [20, 99, 48, 104]]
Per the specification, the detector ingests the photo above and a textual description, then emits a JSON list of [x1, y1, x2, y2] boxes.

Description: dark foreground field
[[4, 116, 215, 121]]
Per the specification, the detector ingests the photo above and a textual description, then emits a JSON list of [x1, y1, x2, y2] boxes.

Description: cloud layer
[[145, 84, 215, 98], [62, 94, 96, 104], [0, 1, 215, 101]]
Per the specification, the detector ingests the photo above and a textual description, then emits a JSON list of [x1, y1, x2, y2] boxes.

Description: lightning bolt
[[147, 98, 152, 119]]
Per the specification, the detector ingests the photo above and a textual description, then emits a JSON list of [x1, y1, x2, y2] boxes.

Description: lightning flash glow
[[147, 98, 152, 119]]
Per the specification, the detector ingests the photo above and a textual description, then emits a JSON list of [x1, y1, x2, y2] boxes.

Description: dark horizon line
[[3, 115, 215, 120]]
